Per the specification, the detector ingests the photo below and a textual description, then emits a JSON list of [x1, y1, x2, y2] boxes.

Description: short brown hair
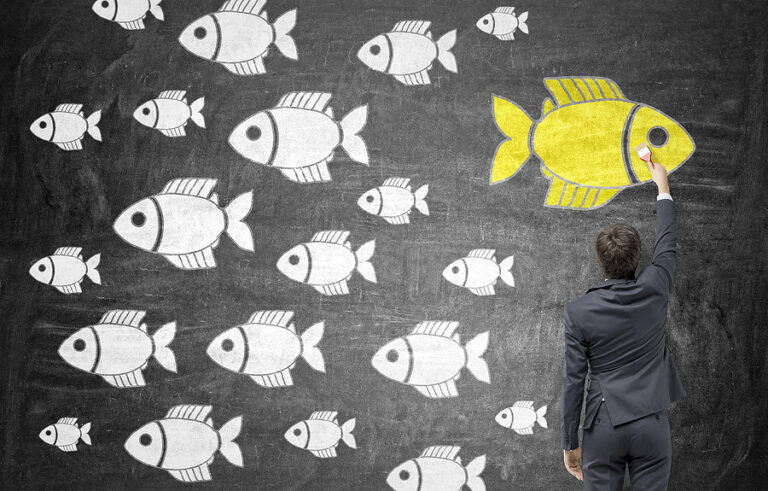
[[595, 223, 642, 279]]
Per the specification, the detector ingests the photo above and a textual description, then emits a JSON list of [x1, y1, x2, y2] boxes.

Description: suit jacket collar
[[587, 278, 634, 293]]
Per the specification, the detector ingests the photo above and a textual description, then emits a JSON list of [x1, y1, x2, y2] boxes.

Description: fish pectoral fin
[[250, 369, 294, 388], [56, 139, 83, 151], [159, 126, 186, 138], [118, 19, 145, 30], [393, 70, 431, 86], [59, 444, 78, 452], [469, 284, 496, 296], [514, 426, 534, 435], [310, 446, 338, 458], [414, 379, 459, 398], [497, 32, 515, 41], [279, 159, 332, 183], [382, 213, 410, 225], [164, 248, 217, 270], [55, 283, 82, 295], [312, 280, 350, 296], [168, 464, 212, 483], [222, 57, 266, 76], [102, 369, 146, 388]]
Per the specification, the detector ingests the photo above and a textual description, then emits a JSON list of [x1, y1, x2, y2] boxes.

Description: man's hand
[[647, 161, 670, 195], [564, 448, 583, 481]]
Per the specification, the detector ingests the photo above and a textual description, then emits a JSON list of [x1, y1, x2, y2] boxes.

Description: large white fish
[[133, 90, 205, 138], [357, 21, 457, 86], [113, 178, 254, 270], [58, 310, 176, 388], [357, 177, 429, 225], [207, 310, 325, 388], [371, 321, 490, 398], [387, 446, 486, 491], [125, 405, 243, 483], [29, 104, 101, 151], [495, 401, 548, 435], [276, 230, 376, 295], [178, 0, 297, 76], [476, 7, 529, 40], [29, 247, 101, 294], [39, 418, 92, 452], [229, 91, 368, 183], [284, 411, 356, 459], [442, 249, 515, 296], [92, 0, 164, 30]]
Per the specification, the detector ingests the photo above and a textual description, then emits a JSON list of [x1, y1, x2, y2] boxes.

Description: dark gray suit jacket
[[561, 198, 686, 450]]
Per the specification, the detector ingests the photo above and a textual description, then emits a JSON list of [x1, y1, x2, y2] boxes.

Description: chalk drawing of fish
[[476, 7, 529, 40], [495, 401, 548, 435], [357, 177, 429, 225], [29, 247, 101, 294], [133, 90, 205, 138], [39, 418, 92, 452], [386, 446, 486, 491], [30, 104, 101, 151], [284, 411, 356, 459]]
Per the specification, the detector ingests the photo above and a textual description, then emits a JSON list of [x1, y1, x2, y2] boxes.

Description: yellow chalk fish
[[491, 76, 695, 210]]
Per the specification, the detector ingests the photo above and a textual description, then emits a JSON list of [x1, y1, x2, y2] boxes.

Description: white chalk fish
[[495, 401, 548, 435], [387, 446, 486, 491], [178, 0, 297, 76], [371, 322, 490, 398], [476, 7, 529, 40], [92, 0, 164, 30], [207, 310, 325, 388], [357, 21, 457, 86], [229, 92, 368, 183], [284, 411, 356, 459], [39, 418, 92, 452], [58, 310, 176, 388], [277, 231, 376, 295], [113, 178, 254, 270], [29, 104, 101, 151], [133, 90, 205, 138], [125, 405, 243, 483], [442, 249, 515, 296], [357, 178, 429, 225], [29, 247, 101, 294]]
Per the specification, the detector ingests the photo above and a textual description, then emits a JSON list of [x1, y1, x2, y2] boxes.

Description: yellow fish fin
[[543, 174, 624, 210], [541, 98, 555, 117], [590, 188, 623, 208], [541, 165, 553, 178], [491, 95, 533, 184], [573, 77, 626, 101]]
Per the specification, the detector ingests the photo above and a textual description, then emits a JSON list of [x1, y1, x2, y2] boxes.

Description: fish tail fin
[[300, 321, 326, 373], [189, 97, 205, 128], [152, 321, 177, 373], [536, 405, 548, 428], [355, 240, 376, 283], [149, 0, 164, 20], [85, 253, 101, 285], [518, 12, 529, 34], [436, 29, 457, 73], [465, 331, 490, 383], [490, 95, 533, 184], [413, 185, 429, 215], [340, 418, 356, 449], [499, 255, 515, 287], [224, 191, 255, 252], [218, 416, 244, 467], [79, 422, 92, 445], [339, 104, 369, 165], [86, 110, 102, 142], [272, 9, 298, 60], [465, 455, 487, 491]]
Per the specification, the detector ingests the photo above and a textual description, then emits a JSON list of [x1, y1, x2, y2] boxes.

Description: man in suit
[[560, 160, 687, 490]]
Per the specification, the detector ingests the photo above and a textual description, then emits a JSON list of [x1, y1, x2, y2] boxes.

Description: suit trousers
[[581, 401, 672, 490]]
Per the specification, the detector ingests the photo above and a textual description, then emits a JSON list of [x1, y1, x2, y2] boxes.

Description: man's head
[[595, 223, 642, 279]]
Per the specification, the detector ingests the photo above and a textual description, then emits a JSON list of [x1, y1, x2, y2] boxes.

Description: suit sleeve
[[648, 198, 677, 295], [561, 306, 589, 450]]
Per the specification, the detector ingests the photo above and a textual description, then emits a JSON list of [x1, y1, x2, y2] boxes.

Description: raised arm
[[647, 161, 677, 295]]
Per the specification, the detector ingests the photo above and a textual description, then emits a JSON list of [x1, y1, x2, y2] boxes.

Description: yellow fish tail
[[491, 95, 533, 184]]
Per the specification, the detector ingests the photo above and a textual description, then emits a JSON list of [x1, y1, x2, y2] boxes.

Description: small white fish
[[476, 7, 529, 41], [371, 321, 490, 399], [39, 418, 92, 452], [113, 178, 254, 270], [442, 249, 515, 296], [133, 90, 205, 138], [387, 446, 486, 491], [30, 104, 101, 151], [207, 310, 325, 388], [58, 310, 176, 388], [29, 247, 101, 295], [284, 411, 356, 459], [277, 231, 376, 296], [178, 0, 297, 76], [125, 405, 242, 483], [357, 20, 457, 86], [495, 401, 548, 435], [229, 91, 368, 183], [357, 178, 429, 225], [92, 0, 164, 30]]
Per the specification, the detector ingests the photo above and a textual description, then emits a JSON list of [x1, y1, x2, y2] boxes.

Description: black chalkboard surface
[[1, 0, 767, 489]]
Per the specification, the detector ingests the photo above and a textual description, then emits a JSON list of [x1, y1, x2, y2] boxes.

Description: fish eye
[[386, 349, 399, 362], [293, 428, 301, 436], [39, 121, 47, 129], [370, 44, 381, 56], [288, 254, 300, 265], [366, 195, 374, 203], [246, 126, 261, 141], [221, 339, 234, 352], [194, 27, 207, 39], [73, 339, 86, 352], [131, 212, 146, 227], [399, 470, 410, 480], [101, 1, 109, 7], [647, 126, 669, 147], [483, 18, 489, 24], [139, 434, 152, 446], [45, 429, 52, 435], [501, 412, 508, 419], [142, 107, 150, 116], [38, 264, 46, 272], [452, 266, 459, 274]]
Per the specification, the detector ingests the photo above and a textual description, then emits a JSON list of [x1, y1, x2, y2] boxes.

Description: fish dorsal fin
[[495, 6, 516, 14], [275, 92, 333, 112], [468, 249, 496, 260], [420, 445, 461, 460], [412, 321, 460, 339], [541, 98, 555, 117], [514, 400, 535, 409], [209, 192, 219, 205], [57, 417, 78, 425], [455, 456, 462, 465], [98, 310, 146, 328], [205, 418, 213, 427], [138, 323, 148, 333], [261, 10, 268, 21], [309, 411, 338, 423], [157, 90, 187, 102], [219, 0, 266, 14], [392, 20, 431, 35], [545, 77, 625, 106], [55, 103, 83, 115], [54, 246, 83, 258], [160, 178, 217, 198], [310, 230, 350, 245], [324, 106, 334, 119], [382, 177, 411, 189], [165, 405, 212, 422], [247, 310, 295, 327]]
